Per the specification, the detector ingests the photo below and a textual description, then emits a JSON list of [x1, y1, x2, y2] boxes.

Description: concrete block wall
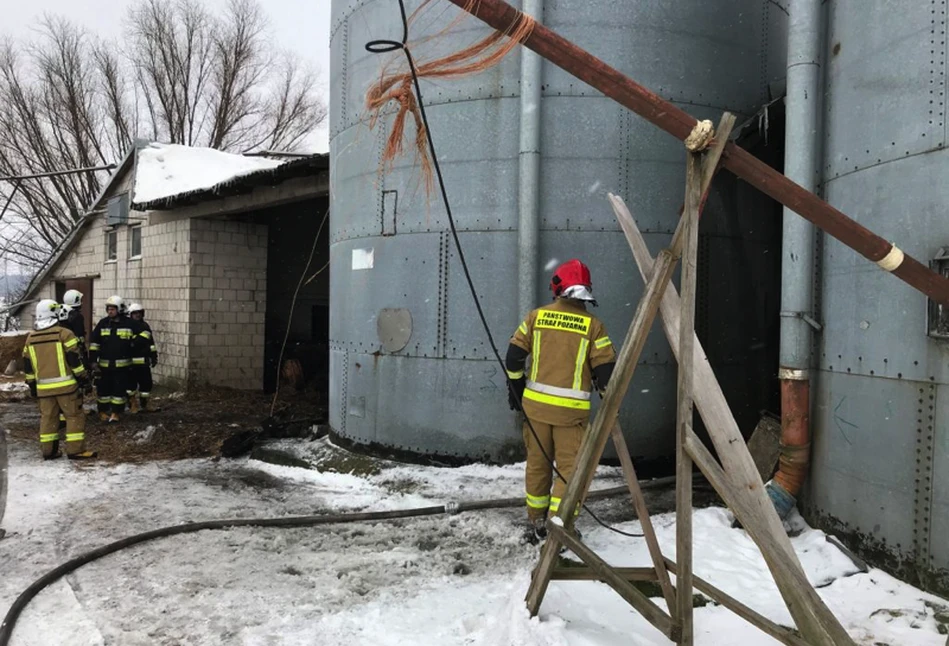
[[26, 212, 194, 386], [132, 215, 193, 387], [187, 217, 267, 390]]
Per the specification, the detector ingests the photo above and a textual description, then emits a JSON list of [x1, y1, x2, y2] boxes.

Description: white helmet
[[128, 302, 144, 316], [106, 295, 124, 314], [34, 299, 62, 330], [63, 289, 83, 308]]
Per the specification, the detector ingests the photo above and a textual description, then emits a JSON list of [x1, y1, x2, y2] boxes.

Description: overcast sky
[[3, 0, 332, 153]]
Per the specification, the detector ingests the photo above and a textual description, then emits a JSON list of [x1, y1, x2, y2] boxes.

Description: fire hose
[[0, 474, 675, 645]]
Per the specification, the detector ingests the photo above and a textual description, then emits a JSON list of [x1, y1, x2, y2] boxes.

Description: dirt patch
[[4, 384, 326, 464], [0, 332, 27, 371]]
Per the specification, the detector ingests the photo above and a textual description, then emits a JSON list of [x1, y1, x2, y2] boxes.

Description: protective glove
[[507, 378, 526, 411], [28, 383, 37, 399], [150, 356, 158, 368]]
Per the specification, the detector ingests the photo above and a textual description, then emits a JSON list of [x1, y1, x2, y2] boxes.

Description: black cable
[[365, 1, 642, 539], [0, 478, 676, 645]]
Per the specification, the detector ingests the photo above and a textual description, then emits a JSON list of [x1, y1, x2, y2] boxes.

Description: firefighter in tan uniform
[[22, 299, 96, 460], [506, 259, 616, 543]]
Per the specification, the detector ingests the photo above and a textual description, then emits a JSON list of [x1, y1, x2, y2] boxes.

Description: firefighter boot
[[98, 412, 110, 422], [522, 517, 548, 546], [108, 413, 120, 424], [129, 396, 140, 414], [139, 395, 149, 413], [68, 450, 98, 460], [43, 440, 61, 460]]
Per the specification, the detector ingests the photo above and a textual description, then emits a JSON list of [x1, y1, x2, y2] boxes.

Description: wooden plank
[[526, 249, 679, 616], [609, 194, 856, 646], [675, 152, 703, 645], [551, 566, 658, 582], [663, 558, 810, 646], [548, 522, 676, 640], [610, 423, 676, 612], [444, 0, 949, 308]]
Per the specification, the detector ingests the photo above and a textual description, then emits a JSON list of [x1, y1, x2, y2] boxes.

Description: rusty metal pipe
[[773, 379, 811, 503], [442, 0, 949, 306]]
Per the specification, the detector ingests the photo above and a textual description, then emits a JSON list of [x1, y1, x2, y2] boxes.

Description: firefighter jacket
[[508, 298, 616, 426], [64, 309, 87, 353], [22, 325, 87, 397], [131, 320, 158, 365], [88, 314, 137, 369]]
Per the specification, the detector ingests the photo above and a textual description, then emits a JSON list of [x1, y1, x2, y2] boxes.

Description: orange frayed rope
[[365, 1, 536, 195]]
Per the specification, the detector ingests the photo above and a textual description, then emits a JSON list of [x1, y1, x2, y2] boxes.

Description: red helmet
[[550, 259, 592, 297]]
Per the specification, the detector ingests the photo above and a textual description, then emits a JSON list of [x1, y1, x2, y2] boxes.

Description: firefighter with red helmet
[[506, 259, 616, 544]]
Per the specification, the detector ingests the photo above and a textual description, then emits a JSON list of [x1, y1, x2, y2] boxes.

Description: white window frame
[[105, 229, 118, 263], [129, 224, 143, 260]]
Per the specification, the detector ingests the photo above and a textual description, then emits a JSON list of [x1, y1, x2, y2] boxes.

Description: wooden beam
[[525, 248, 678, 615], [551, 566, 658, 582], [663, 558, 810, 646], [548, 523, 676, 640], [609, 195, 856, 646], [443, 0, 949, 306], [610, 424, 676, 612], [675, 151, 703, 645]]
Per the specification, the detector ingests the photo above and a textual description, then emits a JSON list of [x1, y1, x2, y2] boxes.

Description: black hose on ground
[[0, 476, 675, 645]]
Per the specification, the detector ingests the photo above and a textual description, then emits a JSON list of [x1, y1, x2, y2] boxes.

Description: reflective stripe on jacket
[[509, 298, 616, 426], [89, 314, 137, 369], [131, 320, 158, 365], [22, 326, 86, 397]]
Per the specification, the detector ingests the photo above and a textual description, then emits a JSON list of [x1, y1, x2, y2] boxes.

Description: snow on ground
[[1, 431, 948, 646], [0, 383, 28, 393], [133, 143, 284, 204]]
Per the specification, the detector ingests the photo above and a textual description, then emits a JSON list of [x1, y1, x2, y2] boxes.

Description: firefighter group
[[21, 290, 159, 461]]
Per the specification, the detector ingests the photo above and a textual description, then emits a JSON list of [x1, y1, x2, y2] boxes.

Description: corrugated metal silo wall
[[329, 0, 787, 464], [801, 1, 949, 595]]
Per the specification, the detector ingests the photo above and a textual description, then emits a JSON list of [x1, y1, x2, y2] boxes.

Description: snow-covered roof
[[132, 143, 285, 204], [132, 153, 328, 212], [13, 142, 328, 316]]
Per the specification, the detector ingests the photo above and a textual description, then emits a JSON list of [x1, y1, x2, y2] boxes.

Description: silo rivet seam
[[876, 245, 905, 272]]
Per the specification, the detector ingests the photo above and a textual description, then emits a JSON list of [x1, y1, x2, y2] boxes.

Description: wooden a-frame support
[[522, 114, 856, 646]]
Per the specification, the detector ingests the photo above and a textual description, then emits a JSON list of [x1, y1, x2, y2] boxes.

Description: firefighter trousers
[[522, 418, 585, 522], [96, 367, 128, 414], [127, 365, 153, 406], [38, 392, 86, 458]]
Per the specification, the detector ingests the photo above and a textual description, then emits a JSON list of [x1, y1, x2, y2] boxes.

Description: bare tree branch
[[0, 0, 327, 275]]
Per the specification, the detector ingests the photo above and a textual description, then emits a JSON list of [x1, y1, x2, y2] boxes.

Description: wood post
[[610, 424, 676, 612], [610, 194, 857, 646], [443, 0, 949, 306], [674, 151, 703, 645], [550, 566, 658, 582]]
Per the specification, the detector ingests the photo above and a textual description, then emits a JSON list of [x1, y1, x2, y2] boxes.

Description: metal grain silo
[[801, 1, 949, 594], [328, 0, 787, 463]]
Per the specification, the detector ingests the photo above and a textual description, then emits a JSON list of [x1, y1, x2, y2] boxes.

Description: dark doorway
[[694, 102, 785, 441], [54, 278, 94, 340], [254, 198, 330, 401]]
